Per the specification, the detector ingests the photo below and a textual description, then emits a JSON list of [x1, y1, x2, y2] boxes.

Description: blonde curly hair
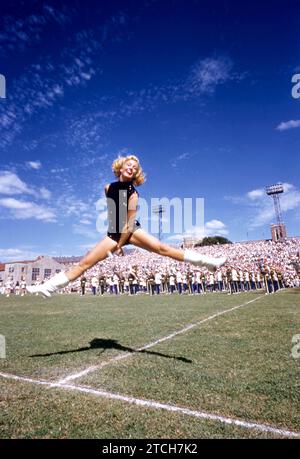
[[112, 155, 146, 186]]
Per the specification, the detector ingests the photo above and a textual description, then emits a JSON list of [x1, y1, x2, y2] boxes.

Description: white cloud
[[205, 222, 228, 237], [0, 197, 56, 222], [119, 56, 244, 122], [171, 152, 193, 168], [0, 171, 34, 195], [78, 243, 95, 251], [0, 5, 72, 55], [205, 219, 226, 230], [247, 189, 264, 200], [166, 234, 186, 242], [183, 57, 243, 97], [0, 171, 52, 201], [50, 168, 67, 174], [281, 184, 300, 212], [165, 228, 204, 244], [0, 247, 40, 262], [56, 195, 91, 218], [189, 57, 232, 93], [281, 183, 294, 193], [72, 223, 99, 239], [165, 219, 228, 242], [39, 187, 51, 199], [79, 218, 92, 225], [0, 28, 100, 148], [26, 160, 42, 170], [230, 182, 300, 229], [276, 120, 300, 131], [64, 110, 108, 153]]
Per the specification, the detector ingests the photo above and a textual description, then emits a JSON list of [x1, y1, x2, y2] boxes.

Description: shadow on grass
[[29, 338, 192, 363]]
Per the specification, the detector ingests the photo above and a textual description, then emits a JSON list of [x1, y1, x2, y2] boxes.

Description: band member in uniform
[[98, 273, 107, 295], [80, 275, 87, 296]]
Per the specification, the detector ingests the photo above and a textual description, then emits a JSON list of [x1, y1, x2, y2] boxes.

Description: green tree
[[195, 236, 232, 247]]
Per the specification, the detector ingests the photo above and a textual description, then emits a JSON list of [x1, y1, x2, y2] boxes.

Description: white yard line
[[0, 371, 51, 387], [56, 295, 263, 385], [0, 370, 299, 439]]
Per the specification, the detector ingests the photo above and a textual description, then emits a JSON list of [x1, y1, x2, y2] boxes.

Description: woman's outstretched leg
[[128, 229, 226, 270], [27, 237, 118, 297], [66, 237, 118, 281]]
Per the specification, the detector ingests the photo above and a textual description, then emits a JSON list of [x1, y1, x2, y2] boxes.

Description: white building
[[0, 263, 5, 282], [182, 236, 202, 248], [2, 256, 65, 285]]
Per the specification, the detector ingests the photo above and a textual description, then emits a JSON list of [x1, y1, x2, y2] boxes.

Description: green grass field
[[0, 290, 300, 439]]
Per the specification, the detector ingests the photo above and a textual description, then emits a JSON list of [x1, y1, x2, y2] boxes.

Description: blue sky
[[0, 0, 300, 262]]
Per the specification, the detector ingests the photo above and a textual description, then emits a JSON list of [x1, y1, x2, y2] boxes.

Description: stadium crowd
[[2, 238, 299, 297]]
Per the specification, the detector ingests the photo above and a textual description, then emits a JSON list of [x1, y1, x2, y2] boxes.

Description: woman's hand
[[115, 246, 124, 256]]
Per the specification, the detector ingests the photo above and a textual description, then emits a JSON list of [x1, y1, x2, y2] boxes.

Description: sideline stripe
[[56, 295, 263, 384], [0, 371, 299, 438], [0, 372, 50, 386]]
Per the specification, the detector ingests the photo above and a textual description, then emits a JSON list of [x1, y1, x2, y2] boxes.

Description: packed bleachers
[[1, 238, 299, 297], [61, 237, 300, 295]]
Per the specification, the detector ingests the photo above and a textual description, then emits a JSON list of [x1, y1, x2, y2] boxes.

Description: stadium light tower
[[265, 183, 287, 241], [152, 204, 166, 241]]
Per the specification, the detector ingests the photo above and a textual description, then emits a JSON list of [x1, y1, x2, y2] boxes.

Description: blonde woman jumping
[[27, 155, 226, 297]]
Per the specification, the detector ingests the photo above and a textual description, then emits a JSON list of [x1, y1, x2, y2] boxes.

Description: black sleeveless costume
[[105, 180, 141, 243]]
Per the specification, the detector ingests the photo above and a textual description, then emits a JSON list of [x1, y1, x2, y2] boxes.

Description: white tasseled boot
[[26, 272, 70, 298], [184, 250, 227, 272]]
